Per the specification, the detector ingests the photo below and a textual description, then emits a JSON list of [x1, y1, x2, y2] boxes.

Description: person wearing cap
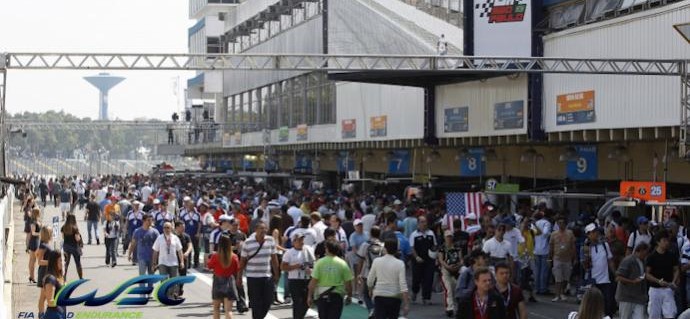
[[439, 230, 462, 317], [153, 199, 173, 234], [464, 213, 481, 234], [123, 201, 144, 263], [548, 215, 575, 302], [626, 216, 652, 256], [282, 231, 316, 319], [180, 198, 202, 269], [210, 215, 233, 253], [582, 223, 615, 317], [393, 199, 405, 221]]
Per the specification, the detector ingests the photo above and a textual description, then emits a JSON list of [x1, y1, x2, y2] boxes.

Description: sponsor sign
[[233, 131, 241, 145], [341, 119, 356, 139], [336, 151, 355, 173], [296, 124, 308, 141], [278, 126, 289, 142], [494, 100, 524, 130], [557, 90, 595, 125], [444, 107, 469, 133], [370, 116, 387, 138], [388, 150, 411, 175], [294, 154, 313, 174], [460, 148, 486, 177], [620, 181, 666, 202], [473, 0, 533, 57], [222, 133, 232, 148], [566, 145, 598, 180]]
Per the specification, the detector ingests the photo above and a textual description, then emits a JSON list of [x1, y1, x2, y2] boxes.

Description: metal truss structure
[[0, 52, 689, 168]]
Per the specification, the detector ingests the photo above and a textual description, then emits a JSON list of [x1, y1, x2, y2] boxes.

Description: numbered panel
[[566, 145, 598, 180], [294, 154, 313, 174], [336, 152, 356, 173], [388, 150, 411, 175], [460, 148, 486, 177]]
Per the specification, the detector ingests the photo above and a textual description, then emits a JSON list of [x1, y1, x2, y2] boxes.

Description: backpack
[[367, 240, 384, 270]]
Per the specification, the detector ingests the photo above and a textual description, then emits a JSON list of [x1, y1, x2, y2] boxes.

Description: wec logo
[[56, 275, 195, 307]]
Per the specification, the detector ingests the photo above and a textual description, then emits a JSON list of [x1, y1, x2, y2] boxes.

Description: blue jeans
[[138, 260, 155, 294], [87, 220, 99, 243], [534, 254, 550, 293]]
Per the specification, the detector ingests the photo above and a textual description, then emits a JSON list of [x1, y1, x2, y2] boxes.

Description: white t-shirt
[[627, 230, 652, 251], [282, 246, 316, 279], [534, 219, 552, 256], [288, 206, 303, 226], [152, 233, 183, 266], [361, 214, 377, 235], [140, 186, 153, 201], [312, 221, 328, 243], [589, 242, 613, 284], [482, 237, 512, 259], [503, 228, 525, 258]]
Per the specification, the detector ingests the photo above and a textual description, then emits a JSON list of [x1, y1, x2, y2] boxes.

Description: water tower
[[84, 73, 125, 120]]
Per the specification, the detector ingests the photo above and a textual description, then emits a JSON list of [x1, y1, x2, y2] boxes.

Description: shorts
[[648, 287, 676, 319], [60, 202, 71, 212], [552, 260, 573, 282], [28, 237, 39, 251], [212, 275, 238, 301]]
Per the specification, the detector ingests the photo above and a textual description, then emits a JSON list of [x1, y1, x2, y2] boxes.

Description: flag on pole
[[445, 192, 483, 231]]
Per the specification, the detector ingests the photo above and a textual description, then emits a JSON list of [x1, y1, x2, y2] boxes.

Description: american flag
[[445, 192, 484, 231]]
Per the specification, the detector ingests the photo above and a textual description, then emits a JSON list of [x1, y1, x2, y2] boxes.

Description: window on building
[[292, 77, 305, 127], [206, 37, 223, 54], [280, 81, 290, 128]]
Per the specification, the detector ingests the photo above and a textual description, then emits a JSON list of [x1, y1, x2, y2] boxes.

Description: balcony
[[190, 0, 240, 20]]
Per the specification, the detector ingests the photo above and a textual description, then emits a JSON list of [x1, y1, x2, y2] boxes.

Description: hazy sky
[[0, 0, 196, 120]]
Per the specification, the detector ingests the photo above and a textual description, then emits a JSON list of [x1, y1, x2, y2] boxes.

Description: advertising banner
[[566, 145, 598, 180], [264, 159, 278, 171], [336, 152, 356, 173], [473, 0, 533, 57], [278, 126, 289, 142], [296, 124, 308, 141], [444, 106, 469, 133], [242, 158, 255, 170], [294, 154, 312, 174], [370, 116, 388, 138], [460, 148, 486, 176], [222, 133, 232, 148], [388, 150, 410, 175], [557, 90, 595, 125], [494, 100, 524, 130], [341, 119, 356, 139], [620, 181, 666, 202], [233, 131, 241, 145]]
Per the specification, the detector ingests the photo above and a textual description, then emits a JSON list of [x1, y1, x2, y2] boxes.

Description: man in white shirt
[[287, 201, 303, 226], [626, 216, 652, 255], [483, 223, 513, 265], [140, 182, 153, 202], [583, 223, 615, 317], [152, 222, 185, 299], [533, 212, 552, 295], [311, 212, 328, 244], [281, 232, 316, 319]]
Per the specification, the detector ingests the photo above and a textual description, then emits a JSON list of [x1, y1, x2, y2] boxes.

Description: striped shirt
[[241, 235, 276, 278]]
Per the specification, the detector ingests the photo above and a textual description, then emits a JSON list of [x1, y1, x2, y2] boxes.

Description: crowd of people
[[16, 173, 690, 319]]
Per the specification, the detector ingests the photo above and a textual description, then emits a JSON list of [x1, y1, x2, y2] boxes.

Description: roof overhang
[[327, 70, 514, 87]]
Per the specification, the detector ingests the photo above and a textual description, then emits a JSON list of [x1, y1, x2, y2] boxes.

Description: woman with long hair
[[23, 197, 35, 253], [207, 234, 239, 319], [567, 287, 608, 319], [61, 214, 84, 279], [39, 250, 65, 319], [27, 208, 41, 283]]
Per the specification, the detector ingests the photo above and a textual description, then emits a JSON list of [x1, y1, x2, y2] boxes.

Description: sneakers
[[551, 295, 561, 302]]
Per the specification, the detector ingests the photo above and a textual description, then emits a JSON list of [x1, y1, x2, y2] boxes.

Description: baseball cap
[[219, 214, 234, 223], [353, 219, 363, 226], [232, 199, 242, 206], [383, 206, 393, 213], [444, 230, 453, 237], [132, 200, 141, 206], [183, 196, 192, 202], [393, 199, 403, 205], [291, 231, 306, 241], [153, 198, 161, 205], [637, 216, 649, 225], [465, 213, 477, 220], [584, 223, 597, 233]]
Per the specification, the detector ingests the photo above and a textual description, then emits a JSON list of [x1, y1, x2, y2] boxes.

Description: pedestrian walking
[[104, 210, 119, 267], [208, 234, 239, 319], [27, 208, 41, 284], [281, 232, 316, 319], [84, 195, 100, 245], [307, 241, 354, 319], [456, 267, 506, 319], [61, 214, 84, 280], [439, 230, 462, 317], [128, 214, 160, 290], [615, 242, 649, 319], [152, 221, 185, 299], [39, 250, 65, 319], [238, 221, 279, 319], [567, 287, 607, 319], [646, 230, 680, 319], [410, 215, 437, 304], [367, 239, 410, 319]]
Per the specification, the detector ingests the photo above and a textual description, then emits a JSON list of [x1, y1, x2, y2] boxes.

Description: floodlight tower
[[84, 73, 125, 120]]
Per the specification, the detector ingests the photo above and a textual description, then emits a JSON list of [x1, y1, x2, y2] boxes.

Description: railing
[[1, 185, 16, 315], [548, 0, 682, 31], [190, 0, 240, 19]]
